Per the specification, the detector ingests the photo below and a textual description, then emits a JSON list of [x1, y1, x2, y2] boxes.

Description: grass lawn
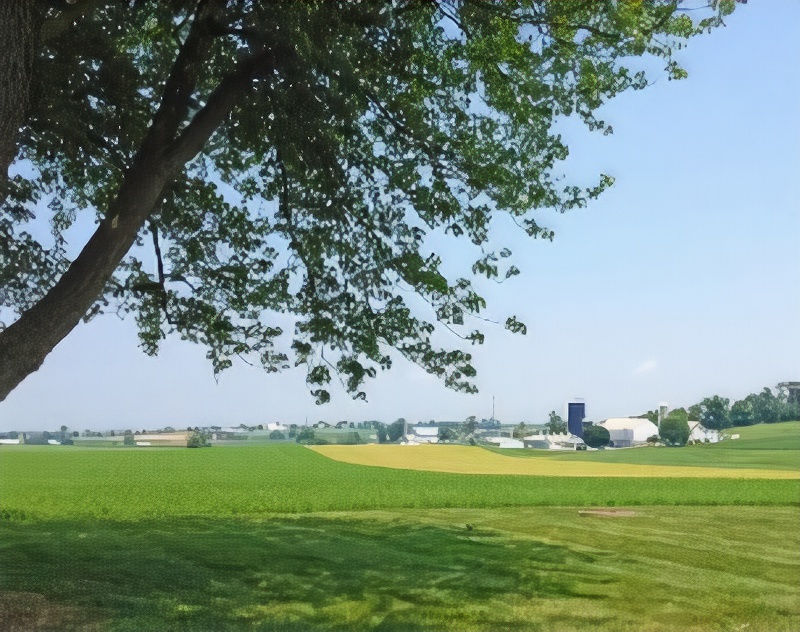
[[1, 506, 798, 631]]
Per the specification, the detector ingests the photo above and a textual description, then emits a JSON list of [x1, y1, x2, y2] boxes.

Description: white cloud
[[633, 359, 658, 375]]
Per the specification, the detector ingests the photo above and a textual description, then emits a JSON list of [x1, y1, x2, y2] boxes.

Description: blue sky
[[2, 2, 798, 431]]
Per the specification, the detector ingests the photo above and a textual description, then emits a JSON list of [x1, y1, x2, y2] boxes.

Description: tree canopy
[[0, 0, 736, 402], [544, 410, 566, 434], [582, 423, 609, 449], [697, 395, 731, 431], [659, 409, 690, 446]]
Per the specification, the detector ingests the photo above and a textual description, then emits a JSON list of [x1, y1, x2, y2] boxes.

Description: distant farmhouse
[[405, 425, 440, 444], [597, 418, 659, 448], [688, 421, 720, 444]]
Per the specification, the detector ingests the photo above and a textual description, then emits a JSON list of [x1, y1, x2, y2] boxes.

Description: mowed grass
[[1, 506, 798, 631], [1, 443, 799, 521], [311, 443, 800, 478]]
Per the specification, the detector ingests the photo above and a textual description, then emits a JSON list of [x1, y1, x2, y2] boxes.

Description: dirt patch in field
[[578, 510, 639, 517], [0, 591, 103, 632]]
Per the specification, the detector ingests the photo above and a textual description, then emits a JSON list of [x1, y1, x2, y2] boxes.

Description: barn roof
[[600, 418, 658, 431]]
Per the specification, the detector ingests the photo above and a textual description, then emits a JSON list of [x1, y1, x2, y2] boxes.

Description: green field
[[1, 444, 798, 521], [1, 422, 799, 631]]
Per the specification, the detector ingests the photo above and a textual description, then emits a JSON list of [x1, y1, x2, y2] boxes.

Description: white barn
[[688, 421, 720, 444], [599, 418, 658, 448], [406, 426, 439, 444]]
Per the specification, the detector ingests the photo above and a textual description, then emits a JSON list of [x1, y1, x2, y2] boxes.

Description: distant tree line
[[640, 383, 799, 432]]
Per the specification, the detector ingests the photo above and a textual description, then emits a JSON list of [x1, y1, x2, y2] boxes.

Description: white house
[[405, 425, 439, 444], [688, 421, 720, 443], [598, 418, 659, 447]]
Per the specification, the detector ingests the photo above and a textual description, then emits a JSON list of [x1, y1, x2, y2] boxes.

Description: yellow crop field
[[309, 444, 800, 479]]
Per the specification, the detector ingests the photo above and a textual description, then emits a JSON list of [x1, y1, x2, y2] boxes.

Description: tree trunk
[[0, 5, 273, 401], [0, 1, 44, 192], [0, 152, 177, 400]]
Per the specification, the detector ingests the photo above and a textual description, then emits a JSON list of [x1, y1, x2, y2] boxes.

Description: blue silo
[[567, 402, 585, 437]]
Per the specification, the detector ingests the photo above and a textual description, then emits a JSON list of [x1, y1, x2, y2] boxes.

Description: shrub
[[269, 430, 285, 440], [296, 428, 315, 444], [582, 424, 610, 448], [660, 413, 690, 446], [187, 432, 211, 448]]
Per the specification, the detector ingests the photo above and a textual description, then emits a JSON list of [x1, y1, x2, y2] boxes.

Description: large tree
[[659, 409, 690, 446], [698, 395, 731, 431], [544, 410, 566, 434], [0, 1, 735, 402]]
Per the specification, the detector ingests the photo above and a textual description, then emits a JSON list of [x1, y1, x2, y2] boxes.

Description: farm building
[[134, 432, 191, 447], [688, 421, 720, 443], [405, 426, 439, 444], [521, 433, 586, 450], [598, 418, 658, 448]]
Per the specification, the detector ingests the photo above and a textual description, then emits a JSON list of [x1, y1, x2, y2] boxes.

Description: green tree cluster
[[647, 384, 799, 434], [460, 416, 478, 439], [387, 419, 406, 443], [295, 427, 315, 444], [0, 1, 735, 403], [545, 411, 566, 435], [582, 424, 610, 449], [688, 386, 799, 430], [187, 431, 211, 448], [659, 409, 690, 447]]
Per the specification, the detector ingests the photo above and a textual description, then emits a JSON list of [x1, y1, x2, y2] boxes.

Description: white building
[[521, 433, 585, 450], [405, 425, 439, 444], [688, 421, 720, 444], [598, 418, 659, 447]]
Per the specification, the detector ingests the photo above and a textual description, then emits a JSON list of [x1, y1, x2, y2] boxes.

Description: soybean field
[[1, 422, 799, 632]]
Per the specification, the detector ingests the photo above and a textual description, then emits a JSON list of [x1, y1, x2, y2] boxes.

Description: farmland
[[310, 443, 800, 477], [1, 444, 798, 521], [1, 422, 799, 631]]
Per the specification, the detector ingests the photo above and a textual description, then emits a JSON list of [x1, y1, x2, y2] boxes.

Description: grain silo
[[567, 400, 585, 438]]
